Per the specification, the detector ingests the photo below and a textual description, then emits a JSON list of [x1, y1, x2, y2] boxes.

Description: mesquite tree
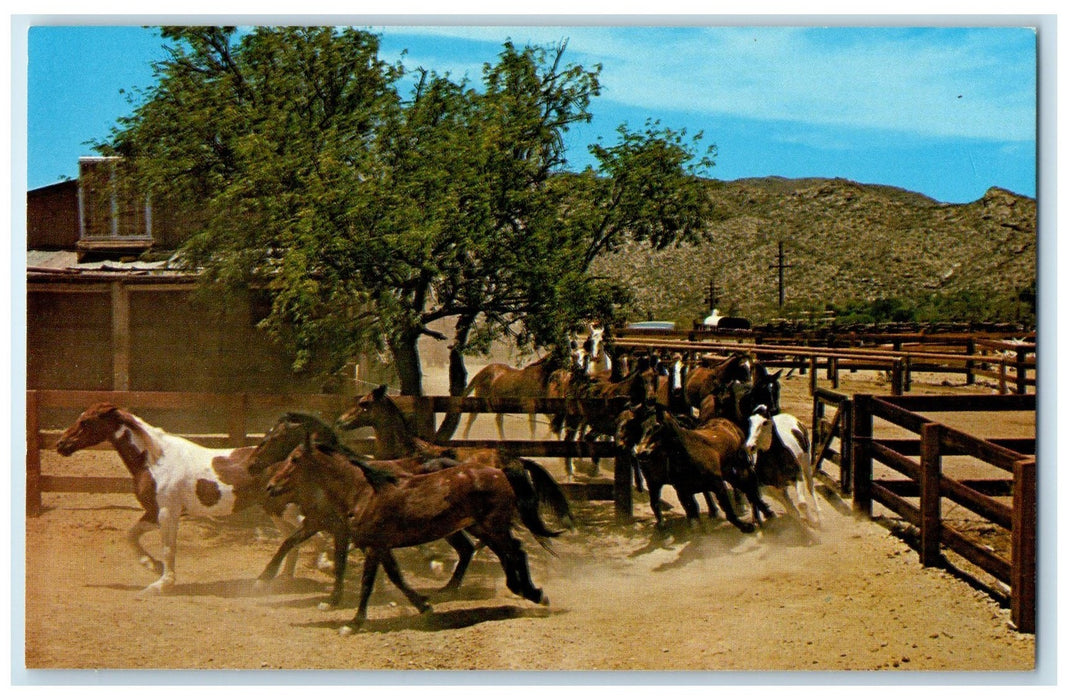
[[103, 26, 716, 401]]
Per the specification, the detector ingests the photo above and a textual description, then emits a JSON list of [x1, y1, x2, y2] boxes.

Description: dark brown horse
[[631, 405, 773, 533], [250, 413, 477, 610], [266, 435, 554, 633], [683, 352, 755, 411], [335, 385, 573, 529], [555, 356, 658, 479]]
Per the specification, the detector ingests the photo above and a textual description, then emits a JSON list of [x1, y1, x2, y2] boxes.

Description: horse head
[[336, 384, 395, 431], [749, 366, 782, 415], [632, 405, 670, 458], [56, 403, 162, 464], [250, 411, 338, 475], [56, 403, 124, 456], [744, 404, 775, 458]]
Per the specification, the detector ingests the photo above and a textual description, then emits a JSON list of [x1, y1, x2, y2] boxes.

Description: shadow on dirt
[[294, 603, 558, 634]]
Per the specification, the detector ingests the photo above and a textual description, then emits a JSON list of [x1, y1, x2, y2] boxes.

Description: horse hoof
[[318, 601, 338, 611], [139, 556, 163, 575], [339, 625, 357, 636], [253, 579, 270, 593], [136, 584, 164, 599], [539, 594, 550, 606]]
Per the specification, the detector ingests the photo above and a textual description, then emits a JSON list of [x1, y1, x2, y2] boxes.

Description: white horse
[[744, 404, 821, 528], [56, 403, 304, 597], [582, 322, 612, 378]]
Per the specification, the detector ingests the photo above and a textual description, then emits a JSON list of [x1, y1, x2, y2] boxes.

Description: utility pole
[[704, 277, 719, 311], [769, 241, 793, 308]]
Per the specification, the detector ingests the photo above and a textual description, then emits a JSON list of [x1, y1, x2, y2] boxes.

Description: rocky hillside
[[593, 177, 1037, 327]]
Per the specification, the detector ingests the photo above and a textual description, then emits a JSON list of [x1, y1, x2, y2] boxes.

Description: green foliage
[[102, 28, 716, 391]]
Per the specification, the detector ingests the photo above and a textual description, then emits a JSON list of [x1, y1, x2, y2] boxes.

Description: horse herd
[[54, 327, 822, 635]]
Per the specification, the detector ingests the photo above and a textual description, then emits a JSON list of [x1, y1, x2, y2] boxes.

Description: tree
[[103, 27, 717, 407]]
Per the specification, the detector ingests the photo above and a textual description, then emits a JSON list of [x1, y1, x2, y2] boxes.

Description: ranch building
[[26, 158, 370, 428]]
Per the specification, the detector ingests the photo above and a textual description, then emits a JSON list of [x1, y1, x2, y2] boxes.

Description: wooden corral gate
[[850, 393, 1037, 633], [26, 390, 633, 521], [811, 388, 853, 493]]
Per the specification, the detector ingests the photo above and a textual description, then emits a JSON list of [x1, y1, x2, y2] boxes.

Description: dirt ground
[[21, 367, 1037, 674]]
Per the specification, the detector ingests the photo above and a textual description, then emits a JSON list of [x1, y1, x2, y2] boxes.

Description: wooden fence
[[613, 332, 1035, 396], [850, 393, 1036, 633], [811, 388, 853, 493], [27, 389, 633, 521]]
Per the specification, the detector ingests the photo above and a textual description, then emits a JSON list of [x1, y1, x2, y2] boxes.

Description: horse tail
[[519, 457, 574, 530], [501, 465, 565, 550]]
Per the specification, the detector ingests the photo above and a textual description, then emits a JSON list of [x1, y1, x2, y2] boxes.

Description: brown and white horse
[[745, 405, 821, 528], [55, 403, 303, 597]]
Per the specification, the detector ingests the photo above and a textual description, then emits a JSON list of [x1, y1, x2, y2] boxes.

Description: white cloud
[[375, 24, 1036, 142]]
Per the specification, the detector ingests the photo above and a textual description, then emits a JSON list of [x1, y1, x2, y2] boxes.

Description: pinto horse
[[266, 435, 554, 633], [631, 406, 772, 533], [745, 405, 820, 528], [55, 403, 305, 597], [336, 384, 573, 529]]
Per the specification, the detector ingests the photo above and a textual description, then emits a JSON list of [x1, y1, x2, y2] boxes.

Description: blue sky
[[21, 21, 1039, 203]]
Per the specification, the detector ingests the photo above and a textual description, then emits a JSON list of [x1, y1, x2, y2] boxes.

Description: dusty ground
[[21, 368, 1037, 674]]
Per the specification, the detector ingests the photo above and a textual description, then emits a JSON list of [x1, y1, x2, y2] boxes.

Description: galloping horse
[[745, 405, 821, 528], [266, 435, 554, 633], [336, 384, 573, 529], [55, 403, 304, 597], [250, 413, 478, 609], [556, 356, 657, 479], [631, 405, 772, 533], [460, 353, 565, 440]]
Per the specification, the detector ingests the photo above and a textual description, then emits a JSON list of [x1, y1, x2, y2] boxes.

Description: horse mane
[[315, 441, 398, 489], [113, 407, 164, 465]]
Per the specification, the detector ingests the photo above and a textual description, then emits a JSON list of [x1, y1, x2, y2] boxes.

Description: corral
[[23, 339, 1037, 672]]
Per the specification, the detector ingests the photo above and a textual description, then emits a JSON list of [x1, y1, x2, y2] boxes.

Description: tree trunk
[[388, 331, 434, 438], [434, 315, 473, 441]]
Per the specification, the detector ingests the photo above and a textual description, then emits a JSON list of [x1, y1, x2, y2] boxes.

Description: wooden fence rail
[[613, 334, 1035, 396], [27, 390, 633, 521], [850, 393, 1036, 633]]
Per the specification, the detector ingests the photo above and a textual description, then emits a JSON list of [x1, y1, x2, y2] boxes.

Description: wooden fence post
[[1011, 458, 1036, 633], [27, 390, 42, 517], [1015, 347, 1028, 395], [840, 397, 854, 494], [809, 356, 818, 395], [851, 394, 873, 517], [810, 392, 824, 465], [919, 422, 943, 567], [890, 359, 904, 395], [965, 338, 976, 386], [614, 446, 633, 524]]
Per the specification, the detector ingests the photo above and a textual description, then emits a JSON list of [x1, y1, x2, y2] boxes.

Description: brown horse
[[460, 354, 565, 439], [631, 405, 772, 533], [554, 356, 657, 479], [54, 403, 306, 596], [335, 385, 573, 528], [250, 413, 478, 609], [266, 435, 554, 633], [683, 352, 755, 411]]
